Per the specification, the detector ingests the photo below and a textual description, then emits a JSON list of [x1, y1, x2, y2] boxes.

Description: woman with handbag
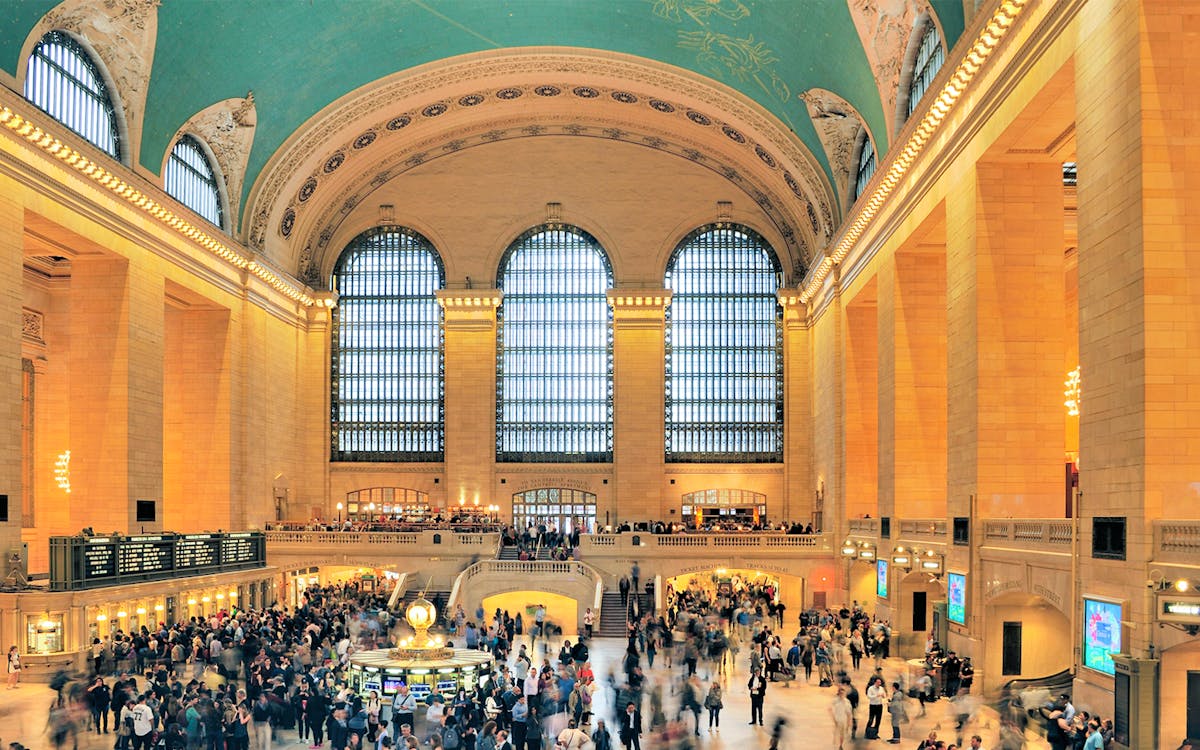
[[703, 681, 723, 731]]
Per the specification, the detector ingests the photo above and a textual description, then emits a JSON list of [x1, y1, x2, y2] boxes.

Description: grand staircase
[[596, 590, 653, 637]]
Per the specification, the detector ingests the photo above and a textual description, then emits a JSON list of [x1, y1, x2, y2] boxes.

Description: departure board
[[176, 535, 221, 569], [49, 531, 266, 591]]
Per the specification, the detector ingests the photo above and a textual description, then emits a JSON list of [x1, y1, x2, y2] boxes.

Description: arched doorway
[[1158, 638, 1200, 749], [982, 591, 1072, 693], [663, 568, 804, 629], [894, 571, 947, 658]]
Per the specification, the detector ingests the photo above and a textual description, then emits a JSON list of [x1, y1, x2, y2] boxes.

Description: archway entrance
[[664, 568, 803, 629], [1159, 638, 1200, 749], [481, 591, 579, 637], [982, 591, 1071, 693], [894, 571, 947, 658]]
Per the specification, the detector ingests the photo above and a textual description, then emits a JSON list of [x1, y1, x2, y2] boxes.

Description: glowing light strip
[[800, 0, 1030, 304], [0, 106, 315, 307]]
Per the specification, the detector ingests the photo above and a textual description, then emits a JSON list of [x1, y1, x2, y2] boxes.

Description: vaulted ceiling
[[0, 0, 967, 278]]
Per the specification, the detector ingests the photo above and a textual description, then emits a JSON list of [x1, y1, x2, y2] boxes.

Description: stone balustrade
[[981, 519, 1075, 550], [1154, 520, 1200, 564]]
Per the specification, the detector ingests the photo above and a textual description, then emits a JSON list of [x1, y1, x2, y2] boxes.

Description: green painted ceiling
[[1, 0, 964, 224]]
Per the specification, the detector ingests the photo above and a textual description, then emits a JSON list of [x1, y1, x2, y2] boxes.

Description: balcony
[[1154, 520, 1200, 566], [981, 519, 1075, 553]]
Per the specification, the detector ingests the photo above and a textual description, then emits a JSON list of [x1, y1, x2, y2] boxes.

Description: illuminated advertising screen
[[876, 559, 888, 598], [1082, 598, 1122, 675], [947, 572, 966, 625]]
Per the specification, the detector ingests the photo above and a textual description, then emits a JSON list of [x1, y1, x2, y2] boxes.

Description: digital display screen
[[1083, 598, 1122, 675], [876, 560, 888, 598], [947, 573, 966, 625], [382, 677, 405, 694], [176, 536, 220, 569]]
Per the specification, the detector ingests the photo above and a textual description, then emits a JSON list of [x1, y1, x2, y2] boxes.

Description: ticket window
[[26, 614, 64, 654]]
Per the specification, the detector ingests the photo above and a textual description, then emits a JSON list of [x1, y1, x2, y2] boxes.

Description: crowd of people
[[7, 565, 1127, 750]]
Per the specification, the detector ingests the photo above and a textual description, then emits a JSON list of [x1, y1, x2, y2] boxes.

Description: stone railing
[[449, 559, 605, 614], [981, 519, 1074, 550], [847, 518, 879, 536], [1154, 520, 1200, 564], [265, 530, 498, 550], [578, 533, 830, 552], [896, 518, 948, 542]]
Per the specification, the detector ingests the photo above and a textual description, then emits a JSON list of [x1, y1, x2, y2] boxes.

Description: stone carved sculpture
[[174, 94, 257, 227], [33, 0, 159, 163], [845, 0, 927, 140], [801, 88, 867, 210]]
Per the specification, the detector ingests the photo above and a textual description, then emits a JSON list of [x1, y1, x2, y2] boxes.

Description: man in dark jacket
[[619, 702, 642, 750], [747, 668, 767, 726]]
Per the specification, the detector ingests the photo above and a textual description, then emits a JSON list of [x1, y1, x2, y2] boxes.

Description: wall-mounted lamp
[[841, 540, 858, 557], [891, 546, 912, 569]]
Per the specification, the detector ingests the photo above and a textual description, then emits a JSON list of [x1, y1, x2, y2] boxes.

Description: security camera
[[1146, 579, 1156, 589]]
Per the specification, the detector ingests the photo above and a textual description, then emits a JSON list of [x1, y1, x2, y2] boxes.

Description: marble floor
[[0, 636, 1051, 750]]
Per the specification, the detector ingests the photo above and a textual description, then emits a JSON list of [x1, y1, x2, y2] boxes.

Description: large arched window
[[853, 130, 877, 201], [164, 135, 224, 228], [905, 20, 945, 119], [331, 227, 444, 461], [666, 224, 783, 463], [24, 30, 120, 159], [496, 225, 613, 462]]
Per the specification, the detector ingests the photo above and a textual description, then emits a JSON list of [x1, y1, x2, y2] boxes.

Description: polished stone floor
[[0, 636, 1051, 749]]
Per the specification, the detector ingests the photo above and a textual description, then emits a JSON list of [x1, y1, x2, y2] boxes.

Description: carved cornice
[[435, 289, 503, 311], [607, 290, 672, 310], [244, 50, 837, 271]]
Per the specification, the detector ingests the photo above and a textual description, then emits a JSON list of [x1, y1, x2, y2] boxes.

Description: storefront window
[[512, 488, 597, 533], [26, 613, 64, 654], [681, 489, 767, 528]]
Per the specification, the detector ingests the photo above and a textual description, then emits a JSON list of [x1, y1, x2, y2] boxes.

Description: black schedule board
[[49, 531, 266, 591], [81, 540, 117, 580], [176, 535, 221, 569]]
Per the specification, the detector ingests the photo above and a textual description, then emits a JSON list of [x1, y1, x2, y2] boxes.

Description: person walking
[[703, 681, 723, 731], [6, 646, 19, 689], [886, 681, 907, 744], [747, 667, 766, 727], [830, 686, 853, 750]]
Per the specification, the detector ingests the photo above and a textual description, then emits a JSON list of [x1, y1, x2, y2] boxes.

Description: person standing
[[864, 675, 885, 740], [830, 686, 853, 750], [583, 609, 595, 640], [510, 695, 529, 750], [618, 578, 630, 608], [87, 677, 111, 734], [747, 667, 766, 726], [390, 685, 416, 745], [5, 646, 19, 689], [886, 681, 907, 744], [618, 702, 641, 750], [703, 681, 723, 731]]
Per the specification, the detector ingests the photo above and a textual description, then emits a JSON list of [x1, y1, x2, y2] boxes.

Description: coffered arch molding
[[244, 48, 838, 282]]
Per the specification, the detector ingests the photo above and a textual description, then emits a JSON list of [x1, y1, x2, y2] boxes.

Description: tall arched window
[[905, 20, 945, 119], [666, 224, 783, 463], [24, 30, 120, 159], [331, 227, 444, 461], [853, 130, 877, 201], [164, 135, 224, 228], [496, 225, 613, 462]]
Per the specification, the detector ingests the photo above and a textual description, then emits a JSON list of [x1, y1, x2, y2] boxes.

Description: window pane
[[666, 225, 782, 462], [164, 135, 223, 227], [331, 227, 444, 461], [496, 225, 613, 462], [24, 31, 120, 159], [906, 22, 945, 118]]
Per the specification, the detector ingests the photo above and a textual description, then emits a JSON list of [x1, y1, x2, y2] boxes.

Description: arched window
[[665, 224, 783, 463], [854, 131, 877, 201], [331, 227, 444, 461], [24, 30, 120, 159], [496, 225, 613, 462], [164, 135, 224, 228], [905, 20, 945, 119]]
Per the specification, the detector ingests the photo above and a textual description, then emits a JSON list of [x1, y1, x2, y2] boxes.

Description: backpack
[[444, 725, 461, 749]]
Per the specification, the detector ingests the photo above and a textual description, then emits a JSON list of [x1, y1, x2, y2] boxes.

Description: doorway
[[912, 591, 927, 633], [1002, 622, 1022, 675], [1188, 671, 1200, 741]]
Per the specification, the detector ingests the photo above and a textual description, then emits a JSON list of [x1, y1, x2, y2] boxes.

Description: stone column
[[68, 255, 164, 533], [843, 280, 878, 520], [0, 174, 24, 558], [436, 290, 501, 512], [778, 292, 813, 525], [945, 160, 1066, 521], [608, 290, 669, 523]]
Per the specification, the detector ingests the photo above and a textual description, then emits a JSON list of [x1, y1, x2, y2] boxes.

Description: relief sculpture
[[176, 94, 257, 228], [845, 0, 925, 140], [800, 88, 867, 210], [34, 0, 159, 163]]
